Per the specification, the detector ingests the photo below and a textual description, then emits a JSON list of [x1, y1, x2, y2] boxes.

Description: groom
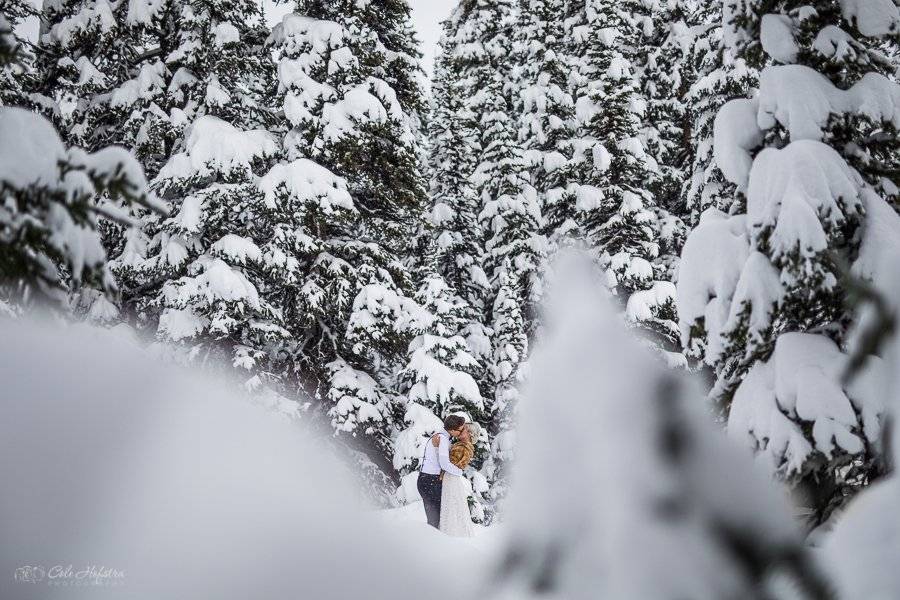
[[417, 415, 466, 529]]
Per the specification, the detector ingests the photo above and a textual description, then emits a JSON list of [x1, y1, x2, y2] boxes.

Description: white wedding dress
[[439, 473, 474, 537]]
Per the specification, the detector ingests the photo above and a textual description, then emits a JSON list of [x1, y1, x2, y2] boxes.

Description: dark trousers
[[417, 472, 442, 528]]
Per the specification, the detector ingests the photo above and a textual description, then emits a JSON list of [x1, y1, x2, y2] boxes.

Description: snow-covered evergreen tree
[[1, 15, 160, 314], [33, 0, 168, 167], [451, 0, 524, 112], [482, 265, 528, 504], [0, 105, 154, 311], [434, 0, 549, 505], [517, 0, 578, 246], [452, 0, 546, 307], [266, 1, 431, 495], [454, 0, 547, 322], [567, 0, 680, 357], [433, 0, 539, 350], [638, 1, 696, 284], [25, 1, 175, 306], [428, 21, 491, 340], [638, 0, 697, 219], [681, 0, 757, 224], [476, 104, 545, 319], [144, 117, 284, 379], [285, 0, 427, 256], [678, 0, 900, 523], [0, 0, 36, 109], [125, 0, 284, 388], [475, 99, 547, 478]]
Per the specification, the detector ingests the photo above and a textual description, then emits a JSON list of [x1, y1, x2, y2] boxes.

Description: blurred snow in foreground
[[0, 319, 474, 600]]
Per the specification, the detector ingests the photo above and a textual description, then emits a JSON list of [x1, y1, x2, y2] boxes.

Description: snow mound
[[758, 65, 900, 141], [825, 478, 900, 600], [761, 14, 798, 63], [713, 98, 763, 188], [158, 116, 277, 180], [259, 158, 354, 212]]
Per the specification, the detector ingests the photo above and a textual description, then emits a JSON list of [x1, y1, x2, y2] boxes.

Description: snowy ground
[[372, 503, 509, 596], [376, 501, 506, 556]]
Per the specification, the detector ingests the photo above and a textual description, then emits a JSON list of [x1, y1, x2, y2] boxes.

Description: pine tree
[[126, 0, 285, 389], [638, 0, 697, 219], [287, 0, 428, 257], [483, 265, 528, 504], [569, 0, 679, 355], [266, 1, 431, 493], [477, 102, 545, 321], [33, 0, 170, 168], [475, 98, 546, 445], [451, 0, 523, 113], [518, 0, 578, 245], [682, 0, 757, 224], [454, 1, 547, 317], [27, 2, 175, 312], [0, 105, 154, 311], [594, 0, 689, 291], [436, 0, 549, 506], [430, 2, 527, 371], [640, 1, 696, 285], [428, 22, 491, 333], [561, 0, 589, 81], [0, 0, 37, 109], [678, 0, 900, 524], [1, 12, 160, 315]]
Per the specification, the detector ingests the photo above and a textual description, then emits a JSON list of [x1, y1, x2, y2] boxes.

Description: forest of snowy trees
[[3, 0, 900, 586]]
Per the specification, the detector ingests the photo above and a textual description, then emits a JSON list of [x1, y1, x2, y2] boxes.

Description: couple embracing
[[416, 415, 476, 538]]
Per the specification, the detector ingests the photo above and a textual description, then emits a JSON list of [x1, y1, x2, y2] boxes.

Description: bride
[[438, 422, 476, 537]]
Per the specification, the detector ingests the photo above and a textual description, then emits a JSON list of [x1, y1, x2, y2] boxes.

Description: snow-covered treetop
[[270, 5, 423, 151]]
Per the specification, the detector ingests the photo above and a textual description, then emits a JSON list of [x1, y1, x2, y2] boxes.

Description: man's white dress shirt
[[420, 430, 463, 476]]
